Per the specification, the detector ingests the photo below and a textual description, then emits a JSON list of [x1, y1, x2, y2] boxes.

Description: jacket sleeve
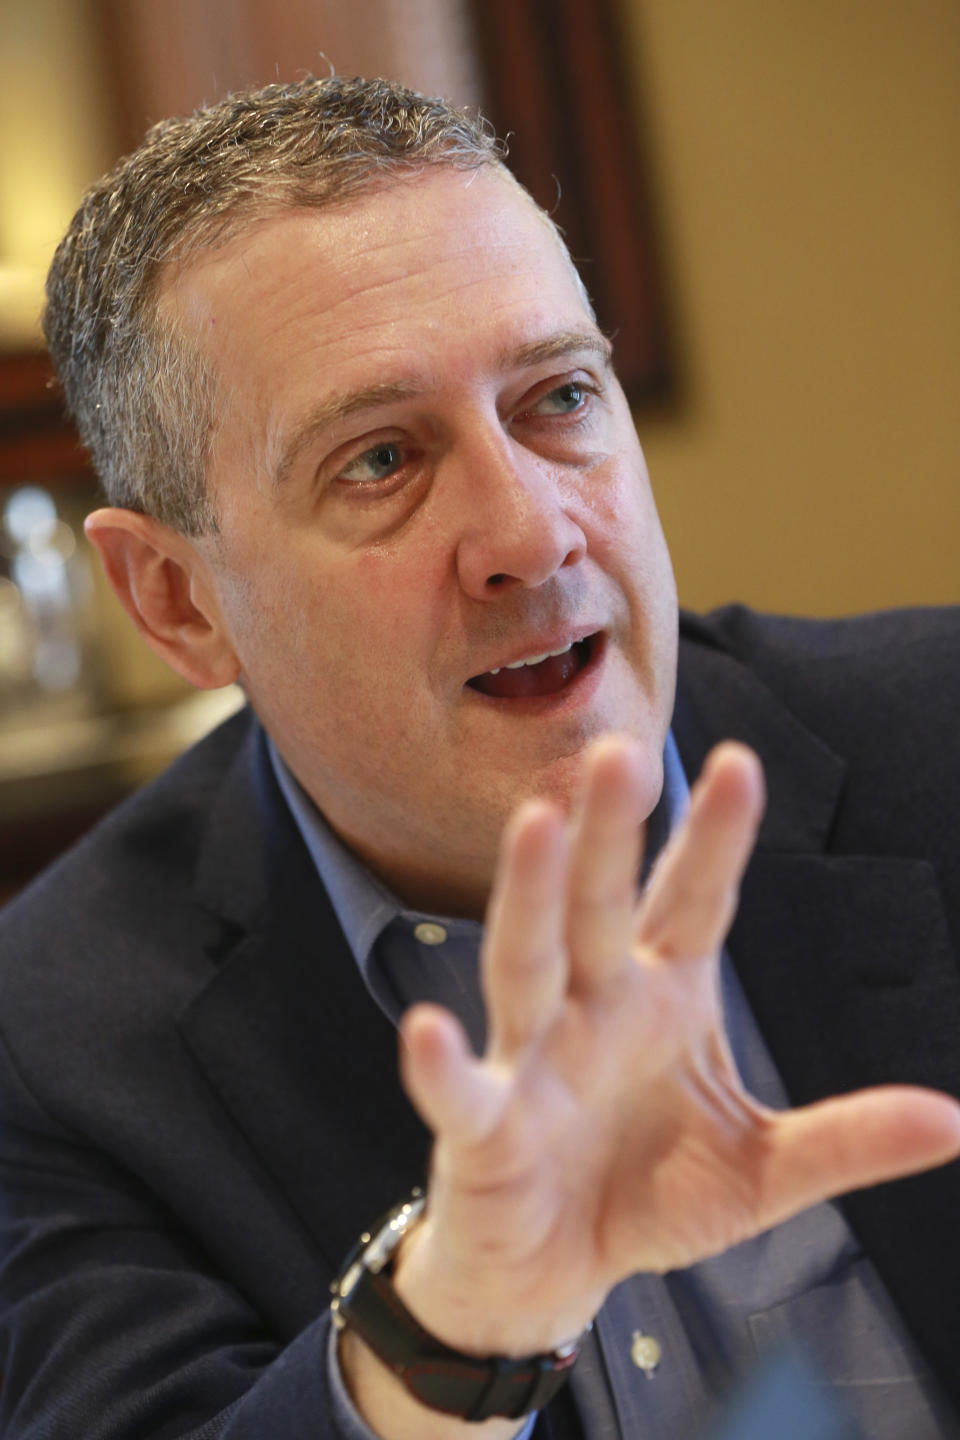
[[0, 1029, 360, 1440]]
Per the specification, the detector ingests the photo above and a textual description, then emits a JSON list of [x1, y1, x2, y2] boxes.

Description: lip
[[465, 624, 604, 685], [463, 630, 608, 713]]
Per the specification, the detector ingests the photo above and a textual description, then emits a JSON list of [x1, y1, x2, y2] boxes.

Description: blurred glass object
[[5, 486, 57, 546], [0, 483, 98, 719]]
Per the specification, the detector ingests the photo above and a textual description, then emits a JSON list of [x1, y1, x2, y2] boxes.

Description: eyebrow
[[272, 326, 613, 489], [499, 328, 613, 372]]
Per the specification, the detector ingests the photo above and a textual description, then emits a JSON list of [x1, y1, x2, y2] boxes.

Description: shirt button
[[630, 1332, 662, 1378], [414, 922, 447, 946]]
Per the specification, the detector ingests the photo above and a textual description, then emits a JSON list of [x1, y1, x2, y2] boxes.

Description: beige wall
[[0, 0, 115, 345], [620, 0, 959, 616]]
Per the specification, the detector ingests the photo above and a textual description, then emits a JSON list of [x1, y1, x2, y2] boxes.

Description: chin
[[526, 753, 592, 815], [500, 748, 599, 818], [526, 726, 666, 822]]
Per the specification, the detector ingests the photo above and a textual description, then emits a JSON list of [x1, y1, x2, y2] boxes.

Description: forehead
[[162, 167, 595, 417]]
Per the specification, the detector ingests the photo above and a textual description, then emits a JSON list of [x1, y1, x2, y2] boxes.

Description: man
[[1, 75, 958, 1439]]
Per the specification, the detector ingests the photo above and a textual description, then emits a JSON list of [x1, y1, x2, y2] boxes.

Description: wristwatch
[[330, 1189, 586, 1423]]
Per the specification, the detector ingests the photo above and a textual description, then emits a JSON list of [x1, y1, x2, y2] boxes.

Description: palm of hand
[[398, 739, 960, 1355]]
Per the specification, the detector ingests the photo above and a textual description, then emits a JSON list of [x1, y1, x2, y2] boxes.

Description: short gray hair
[[44, 75, 506, 535]]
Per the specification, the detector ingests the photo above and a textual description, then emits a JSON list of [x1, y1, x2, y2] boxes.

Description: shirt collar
[[267, 730, 690, 967]]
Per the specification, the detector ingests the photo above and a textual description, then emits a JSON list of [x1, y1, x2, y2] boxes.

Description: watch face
[[331, 1189, 425, 1301], [331, 1229, 375, 1300]]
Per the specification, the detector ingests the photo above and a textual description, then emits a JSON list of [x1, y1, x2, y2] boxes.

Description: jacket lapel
[[676, 627, 960, 1404], [177, 723, 431, 1278]]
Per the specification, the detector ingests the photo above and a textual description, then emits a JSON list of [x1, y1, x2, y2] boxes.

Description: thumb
[[759, 1085, 960, 1228]]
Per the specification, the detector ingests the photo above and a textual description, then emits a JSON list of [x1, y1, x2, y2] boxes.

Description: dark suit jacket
[[0, 607, 957, 1438]]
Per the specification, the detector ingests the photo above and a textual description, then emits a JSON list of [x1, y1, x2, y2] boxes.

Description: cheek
[[351, 540, 453, 655], [353, 549, 409, 626], [238, 545, 444, 706], [212, 552, 326, 685], [580, 463, 665, 568]]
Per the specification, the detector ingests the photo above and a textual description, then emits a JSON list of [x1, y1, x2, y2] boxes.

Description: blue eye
[[341, 442, 404, 484], [537, 382, 584, 414]]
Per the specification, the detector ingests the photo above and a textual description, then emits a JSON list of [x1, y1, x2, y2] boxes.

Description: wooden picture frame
[[470, 0, 672, 404]]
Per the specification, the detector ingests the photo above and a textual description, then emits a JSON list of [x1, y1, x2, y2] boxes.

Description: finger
[[481, 799, 569, 1063], [399, 1004, 505, 1147], [566, 736, 647, 991], [759, 1086, 960, 1230], [636, 743, 764, 962]]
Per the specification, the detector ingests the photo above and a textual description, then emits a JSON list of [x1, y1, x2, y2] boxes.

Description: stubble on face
[[165, 167, 678, 916]]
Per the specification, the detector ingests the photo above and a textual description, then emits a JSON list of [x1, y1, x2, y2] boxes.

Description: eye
[[339, 441, 405, 486], [528, 381, 587, 417]]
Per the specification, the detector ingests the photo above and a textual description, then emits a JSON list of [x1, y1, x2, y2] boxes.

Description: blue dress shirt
[[269, 735, 953, 1439]]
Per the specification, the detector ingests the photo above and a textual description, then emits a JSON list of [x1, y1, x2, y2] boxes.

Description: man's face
[[167, 165, 678, 915]]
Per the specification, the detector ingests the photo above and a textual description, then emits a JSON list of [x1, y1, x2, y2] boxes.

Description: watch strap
[[345, 1263, 581, 1421]]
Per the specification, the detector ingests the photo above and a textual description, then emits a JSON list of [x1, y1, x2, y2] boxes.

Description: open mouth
[[466, 633, 601, 700]]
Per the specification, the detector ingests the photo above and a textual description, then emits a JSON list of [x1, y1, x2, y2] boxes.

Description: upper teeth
[[488, 643, 574, 675]]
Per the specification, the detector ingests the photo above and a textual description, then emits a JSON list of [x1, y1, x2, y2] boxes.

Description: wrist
[[393, 1213, 589, 1360], [331, 1191, 587, 1426]]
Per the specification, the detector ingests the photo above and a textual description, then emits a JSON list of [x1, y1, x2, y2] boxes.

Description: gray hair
[[43, 75, 506, 535]]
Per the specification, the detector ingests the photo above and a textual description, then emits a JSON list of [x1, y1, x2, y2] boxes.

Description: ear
[[84, 508, 240, 690]]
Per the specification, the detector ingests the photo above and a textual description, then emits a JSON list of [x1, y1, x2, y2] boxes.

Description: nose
[[453, 431, 588, 600]]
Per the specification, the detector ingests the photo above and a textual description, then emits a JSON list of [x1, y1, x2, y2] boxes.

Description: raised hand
[[393, 736, 960, 1367]]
